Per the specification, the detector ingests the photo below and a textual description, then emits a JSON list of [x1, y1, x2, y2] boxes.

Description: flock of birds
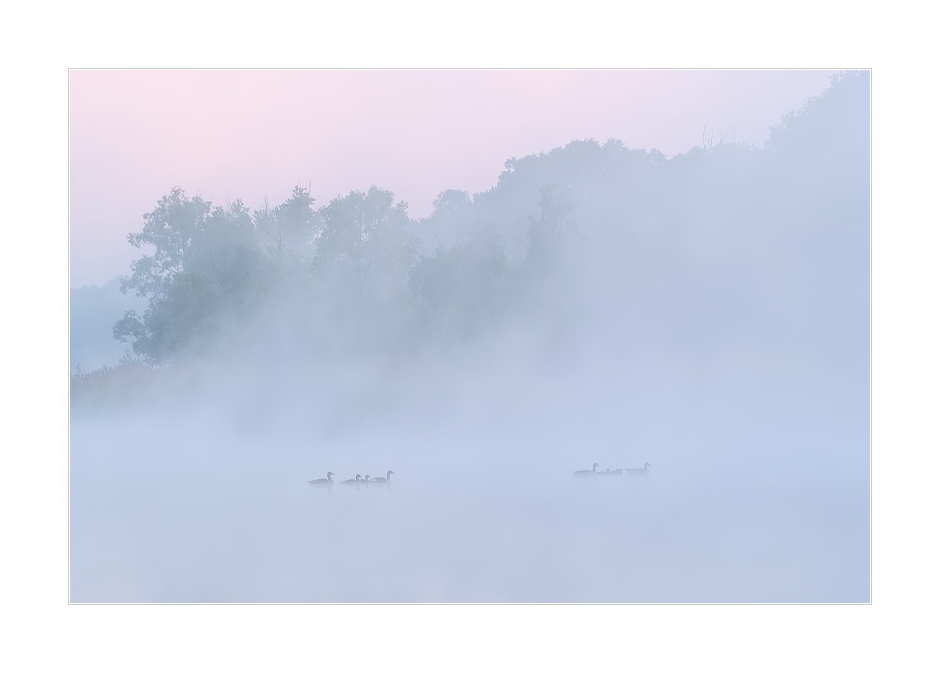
[[574, 462, 651, 478], [307, 470, 394, 491], [307, 463, 647, 491]]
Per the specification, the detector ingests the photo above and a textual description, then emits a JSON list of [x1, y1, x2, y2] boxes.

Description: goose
[[574, 462, 599, 477], [370, 470, 394, 484], [307, 472, 334, 488], [625, 463, 651, 477], [363, 474, 385, 488], [598, 467, 623, 477], [340, 474, 362, 487]]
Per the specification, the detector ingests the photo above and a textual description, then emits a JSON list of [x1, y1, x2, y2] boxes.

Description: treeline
[[113, 181, 574, 362], [113, 71, 869, 367]]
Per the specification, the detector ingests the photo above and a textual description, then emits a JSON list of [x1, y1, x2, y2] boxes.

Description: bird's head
[[327, 472, 334, 477], [593, 462, 599, 470], [644, 462, 652, 468]]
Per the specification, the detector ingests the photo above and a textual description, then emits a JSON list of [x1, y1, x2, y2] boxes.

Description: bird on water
[[307, 472, 333, 486], [625, 463, 651, 477], [307, 472, 334, 488], [340, 474, 362, 487], [574, 463, 600, 477], [370, 470, 394, 484]]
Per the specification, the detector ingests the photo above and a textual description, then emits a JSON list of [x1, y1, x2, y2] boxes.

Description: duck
[[307, 472, 334, 488], [625, 463, 651, 477], [370, 470, 394, 484], [573, 462, 599, 477], [340, 474, 362, 487]]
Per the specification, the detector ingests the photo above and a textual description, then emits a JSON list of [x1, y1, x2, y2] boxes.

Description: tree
[[114, 188, 263, 362], [254, 185, 318, 266], [314, 186, 417, 301], [120, 187, 211, 300], [423, 189, 474, 252], [526, 184, 574, 268]]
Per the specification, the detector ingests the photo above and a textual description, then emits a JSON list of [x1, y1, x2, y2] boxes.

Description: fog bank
[[70, 72, 870, 602]]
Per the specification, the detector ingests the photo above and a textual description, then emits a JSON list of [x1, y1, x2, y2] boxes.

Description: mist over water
[[70, 72, 869, 602]]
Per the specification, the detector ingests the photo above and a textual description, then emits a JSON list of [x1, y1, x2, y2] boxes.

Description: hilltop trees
[[254, 185, 318, 286], [526, 184, 575, 271], [112, 71, 869, 368], [113, 185, 424, 361], [121, 187, 212, 300], [314, 187, 416, 303], [113, 190, 264, 362]]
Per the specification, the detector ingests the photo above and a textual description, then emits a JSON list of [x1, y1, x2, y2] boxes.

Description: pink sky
[[70, 70, 835, 286]]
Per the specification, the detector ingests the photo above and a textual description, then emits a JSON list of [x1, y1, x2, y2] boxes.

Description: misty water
[[70, 72, 870, 602], [70, 330, 868, 602]]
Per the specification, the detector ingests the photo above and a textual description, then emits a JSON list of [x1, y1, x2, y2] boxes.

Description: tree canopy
[[112, 71, 869, 369]]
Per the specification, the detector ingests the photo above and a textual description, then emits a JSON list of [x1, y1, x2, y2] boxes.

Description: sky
[[69, 70, 835, 287]]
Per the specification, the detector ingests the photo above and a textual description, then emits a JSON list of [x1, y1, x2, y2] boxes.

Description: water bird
[[340, 474, 362, 487], [625, 463, 651, 477], [574, 463, 600, 477], [370, 470, 394, 484], [307, 472, 334, 488], [598, 467, 623, 477]]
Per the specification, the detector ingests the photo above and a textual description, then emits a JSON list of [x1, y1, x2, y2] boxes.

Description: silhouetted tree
[[114, 189, 263, 362]]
